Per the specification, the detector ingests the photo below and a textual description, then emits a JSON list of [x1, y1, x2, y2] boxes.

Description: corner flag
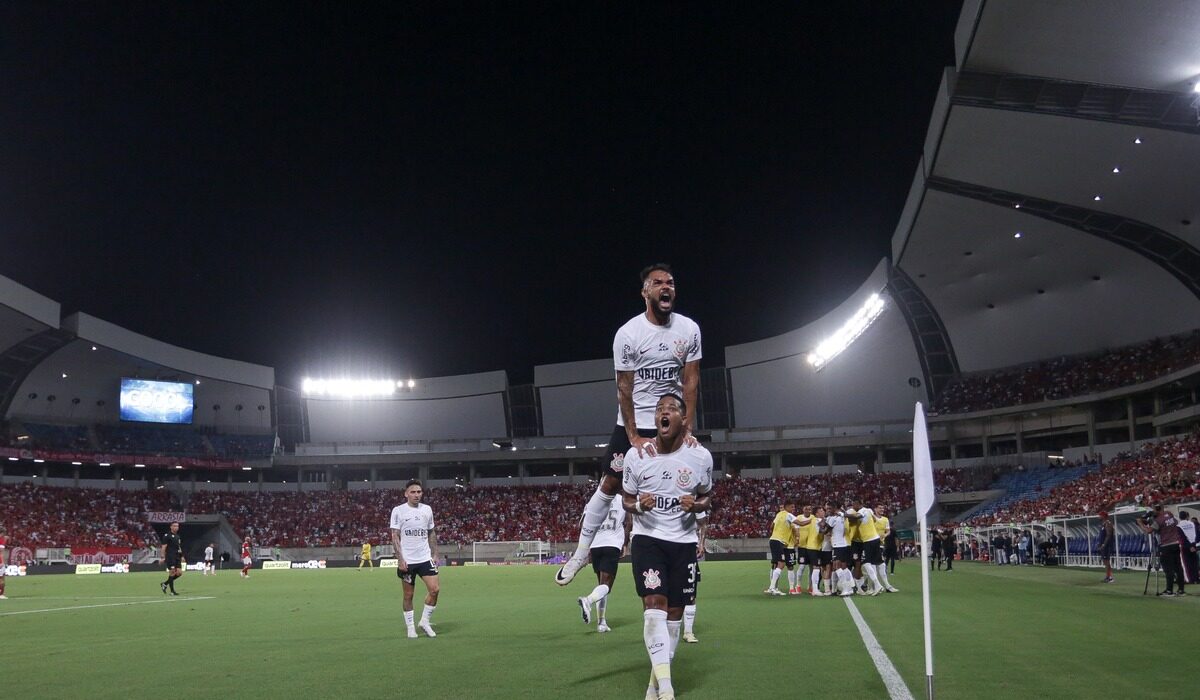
[[913, 401, 935, 700]]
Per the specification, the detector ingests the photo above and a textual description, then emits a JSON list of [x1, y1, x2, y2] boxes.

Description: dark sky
[[1, 1, 961, 386]]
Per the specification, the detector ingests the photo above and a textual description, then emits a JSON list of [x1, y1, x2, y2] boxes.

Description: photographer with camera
[[1136, 505, 1187, 596]]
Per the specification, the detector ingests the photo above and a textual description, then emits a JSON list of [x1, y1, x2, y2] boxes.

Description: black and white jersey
[[613, 313, 702, 429], [389, 503, 435, 563], [621, 443, 713, 543], [824, 514, 847, 548], [203, 546, 214, 562]]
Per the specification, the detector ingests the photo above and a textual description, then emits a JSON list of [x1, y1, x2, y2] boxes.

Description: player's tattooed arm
[[390, 528, 406, 570], [427, 527, 439, 563], [617, 370, 655, 457], [682, 360, 700, 446]]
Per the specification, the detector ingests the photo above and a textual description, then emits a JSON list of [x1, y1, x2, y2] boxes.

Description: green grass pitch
[[2, 561, 1192, 699]]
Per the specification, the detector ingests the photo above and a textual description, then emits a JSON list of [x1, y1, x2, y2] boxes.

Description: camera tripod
[[1143, 534, 1161, 596]]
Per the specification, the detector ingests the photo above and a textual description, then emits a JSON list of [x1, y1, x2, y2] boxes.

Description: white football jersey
[[204, 546, 214, 561], [621, 443, 713, 543], [613, 312, 702, 429], [390, 503, 435, 564], [592, 497, 627, 550], [825, 514, 848, 548]]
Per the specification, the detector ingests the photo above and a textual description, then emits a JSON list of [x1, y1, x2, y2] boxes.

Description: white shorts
[[242, 557, 252, 566]]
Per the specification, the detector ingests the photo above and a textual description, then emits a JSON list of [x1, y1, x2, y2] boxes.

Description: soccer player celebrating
[[160, 521, 184, 595], [556, 264, 702, 586], [794, 505, 818, 595], [0, 526, 8, 599], [765, 501, 799, 595], [359, 540, 374, 570], [390, 479, 440, 638], [577, 496, 631, 632], [874, 505, 899, 592], [203, 542, 215, 576], [824, 507, 854, 596], [240, 537, 253, 578], [622, 393, 712, 700], [846, 499, 885, 595]]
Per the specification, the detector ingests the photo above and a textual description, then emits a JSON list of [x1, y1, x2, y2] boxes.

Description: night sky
[[1, 2, 961, 386]]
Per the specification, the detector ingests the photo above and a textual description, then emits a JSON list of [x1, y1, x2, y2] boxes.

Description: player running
[[556, 264, 702, 587], [240, 537, 253, 578], [160, 521, 184, 595], [577, 496, 631, 632], [622, 393, 712, 700], [390, 479, 440, 639]]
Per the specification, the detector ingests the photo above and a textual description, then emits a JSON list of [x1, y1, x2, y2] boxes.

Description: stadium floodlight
[[407, 378, 416, 389], [806, 292, 887, 371], [241, 466, 252, 471], [134, 464, 145, 468], [98, 462, 111, 466], [302, 377, 397, 398]]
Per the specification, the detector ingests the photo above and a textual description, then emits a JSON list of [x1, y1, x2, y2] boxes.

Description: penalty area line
[[0, 596, 216, 617], [843, 597, 915, 700]]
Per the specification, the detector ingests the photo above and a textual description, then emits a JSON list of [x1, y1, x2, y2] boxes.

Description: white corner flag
[[913, 402, 935, 700]]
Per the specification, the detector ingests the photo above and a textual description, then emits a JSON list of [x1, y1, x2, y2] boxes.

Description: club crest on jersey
[[676, 467, 693, 489], [673, 339, 688, 359], [643, 568, 662, 590], [610, 452, 625, 473]]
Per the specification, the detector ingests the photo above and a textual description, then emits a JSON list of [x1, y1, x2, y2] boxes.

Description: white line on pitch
[[843, 597, 915, 700], [0, 596, 216, 617]]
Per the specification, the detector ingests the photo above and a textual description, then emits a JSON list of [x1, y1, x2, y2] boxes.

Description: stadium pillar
[[567, 460, 575, 477], [419, 465, 430, 482], [876, 445, 886, 470], [1086, 409, 1097, 450], [1125, 398, 1136, 448], [468, 464, 477, 481], [369, 467, 377, 488], [518, 462, 527, 485], [112, 466, 119, 489], [1015, 430, 1024, 458], [227, 471, 233, 492], [949, 441, 957, 467], [1152, 394, 1164, 438], [826, 448, 834, 473], [770, 453, 781, 478], [296, 468, 303, 492], [257, 469, 264, 492], [73, 465, 80, 488]]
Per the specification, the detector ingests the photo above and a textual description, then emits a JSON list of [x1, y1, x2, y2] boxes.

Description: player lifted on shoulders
[[623, 393, 713, 700], [577, 495, 631, 632], [390, 479, 440, 639], [240, 537, 253, 578], [556, 264, 701, 586]]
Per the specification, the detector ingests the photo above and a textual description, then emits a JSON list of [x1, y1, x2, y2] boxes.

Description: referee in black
[[160, 521, 185, 596]]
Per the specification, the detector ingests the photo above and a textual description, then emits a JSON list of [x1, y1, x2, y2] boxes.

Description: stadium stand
[[964, 434, 1200, 526], [21, 422, 93, 451], [94, 424, 210, 457], [206, 433, 274, 458], [935, 330, 1200, 414], [0, 481, 172, 548]]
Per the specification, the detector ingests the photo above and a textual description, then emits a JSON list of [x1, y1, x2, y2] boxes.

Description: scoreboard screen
[[119, 378, 194, 424]]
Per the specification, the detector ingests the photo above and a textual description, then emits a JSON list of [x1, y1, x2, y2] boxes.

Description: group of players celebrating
[[767, 500, 900, 597]]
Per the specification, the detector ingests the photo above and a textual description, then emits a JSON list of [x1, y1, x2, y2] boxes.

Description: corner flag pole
[[912, 402, 935, 700]]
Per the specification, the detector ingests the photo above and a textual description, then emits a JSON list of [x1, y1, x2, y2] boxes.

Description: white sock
[[597, 595, 607, 623], [769, 568, 781, 590], [823, 576, 832, 594], [811, 569, 821, 592], [855, 577, 864, 589], [643, 610, 673, 695], [585, 583, 610, 605], [683, 604, 696, 635], [667, 619, 681, 659], [786, 569, 796, 590], [573, 487, 615, 559], [864, 564, 881, 590], [421, 604, 436, 624], [876, 563, 892, 588], [404, 610, 415, 630]]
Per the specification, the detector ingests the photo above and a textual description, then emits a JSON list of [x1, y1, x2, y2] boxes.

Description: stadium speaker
[[27, 392, 37, 399], [96, 400, 105, 406], [258, 405, 265, 411], [71, 398, 80, 405], [47, 395, 56, 402], [235, 404, 243, 411], [213, 404, 220, 411]]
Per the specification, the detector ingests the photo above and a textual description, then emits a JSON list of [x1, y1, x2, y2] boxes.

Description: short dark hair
[[659, 392, 686, 413], [640, 263, 673, 283], [405, 479, 423, 490]]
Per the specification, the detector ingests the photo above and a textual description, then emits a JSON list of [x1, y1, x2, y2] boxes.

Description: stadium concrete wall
[[534, 358, 615, 436]]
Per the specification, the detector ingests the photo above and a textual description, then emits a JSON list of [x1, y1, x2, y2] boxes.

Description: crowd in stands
[[95, 424, 209, 457], [5, 421, 273, 460], [0, 482, 171, 548], [964, 434, 1200, 526], [206, 433, 274, 458], [22, 423, 91, 451], [184, 469, 969, 547], [935, 330, 1200, 414]]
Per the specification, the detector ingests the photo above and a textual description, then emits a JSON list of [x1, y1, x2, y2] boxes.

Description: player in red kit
[[240, 537, 253, 578]]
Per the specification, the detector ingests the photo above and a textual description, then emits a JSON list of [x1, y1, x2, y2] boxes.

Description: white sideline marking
[[843, 597, 915, 700], [0, 596, 215, 617]]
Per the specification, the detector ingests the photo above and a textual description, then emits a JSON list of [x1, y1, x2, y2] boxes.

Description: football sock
[[786, 569, 796, 590], [864, 564, 881, 590], [855, 577, 864, 590], [573, 487, 615, 559], [769, 568, 781, 590], [643, 610, 672, 696], [811, 569, 821, 592], [597, 595, 607, 624], [403, 610, 415, 630], [168, 575, 177, 593], [584, 583, 610, 605], [682, 604, 696, 635], [667, 619, 681, 659], [876, 564, 892, 588], [796, 564, 808, 589], [421, 605, 436, 624]]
